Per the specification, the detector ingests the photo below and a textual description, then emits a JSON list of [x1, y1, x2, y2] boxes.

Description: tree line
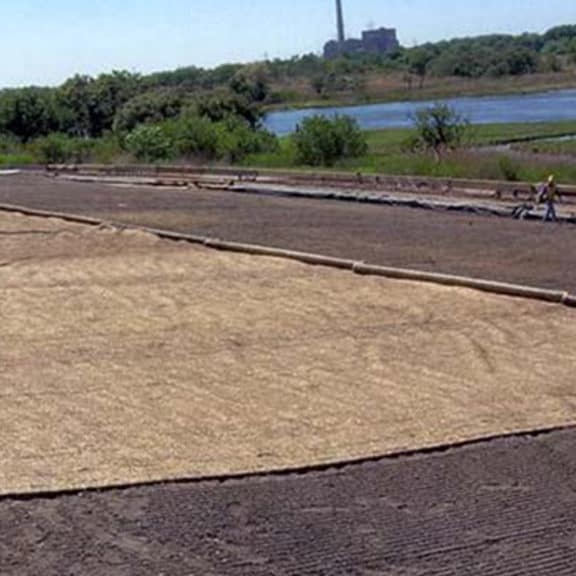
[[0, 65, 278, 164], [0, 68, 270, 142]]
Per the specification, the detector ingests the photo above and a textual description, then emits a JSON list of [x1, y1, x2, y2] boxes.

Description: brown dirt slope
[[0, 173, 575, 292]]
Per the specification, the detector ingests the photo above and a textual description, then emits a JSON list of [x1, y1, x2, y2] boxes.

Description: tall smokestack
[[336, 0, 345, 45]]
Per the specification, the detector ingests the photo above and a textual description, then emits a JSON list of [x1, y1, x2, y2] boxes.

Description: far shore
[[264, 71, 576, 112]]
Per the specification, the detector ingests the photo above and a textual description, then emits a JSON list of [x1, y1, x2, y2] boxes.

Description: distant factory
[[323, 0, 400, 59]]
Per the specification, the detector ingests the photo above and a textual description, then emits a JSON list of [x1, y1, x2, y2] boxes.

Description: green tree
[[543, 25, 576, 44], [407, 46, 436, 88], [229, 64, 270, 103], [145, 66, 204, 90], [504, 47, 538, 75], [412, 104, 467, 161], [310, 75, 327, 96], [201, 63, 244, 89], [114, 89, 184, 133], [292, 115, 367, 167], [57, 75, 95, 137], [570, 39, 576, 64], [196, 92, 263, 128], [89, 71, 141, 136], [0, 87, 62, 142], [58, 71, 140, 137]]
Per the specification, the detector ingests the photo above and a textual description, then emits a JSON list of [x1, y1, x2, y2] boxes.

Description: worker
[[541, 174, 561, 223]]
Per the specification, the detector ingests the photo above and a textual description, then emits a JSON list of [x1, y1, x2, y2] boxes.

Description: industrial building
[[323, 0, 400, 59]]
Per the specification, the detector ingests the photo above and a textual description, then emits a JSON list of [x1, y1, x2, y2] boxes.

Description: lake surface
[[264, 89, 576, 135]]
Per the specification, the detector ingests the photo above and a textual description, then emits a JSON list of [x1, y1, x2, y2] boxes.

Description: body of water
[[264, 89, 576, 135]]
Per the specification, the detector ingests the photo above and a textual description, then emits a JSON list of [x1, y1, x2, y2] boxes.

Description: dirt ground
[[2, 174, 576, 575], [0, 172, 575, 292], [3, 428, 576, 576]]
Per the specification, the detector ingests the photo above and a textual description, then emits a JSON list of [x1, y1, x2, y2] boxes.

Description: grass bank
[[363, 121, 576, 150], [244, 120, 576, 185], [512, 138, 576, 157]]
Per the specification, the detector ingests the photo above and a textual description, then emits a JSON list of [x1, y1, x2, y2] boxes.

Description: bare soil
[[2, 173, 576, 575], [3, 210, 575, 495], [0, 172, 575, 292], [2, 428, 576, 575]]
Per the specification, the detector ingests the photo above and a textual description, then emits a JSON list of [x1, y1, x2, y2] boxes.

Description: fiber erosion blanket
[[1, 211, 575, 495]]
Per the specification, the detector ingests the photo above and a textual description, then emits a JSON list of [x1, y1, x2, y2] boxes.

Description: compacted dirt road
[[0, 172, 575, 292]]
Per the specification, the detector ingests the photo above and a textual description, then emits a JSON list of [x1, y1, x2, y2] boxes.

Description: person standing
[[542, 174, 561, 223]]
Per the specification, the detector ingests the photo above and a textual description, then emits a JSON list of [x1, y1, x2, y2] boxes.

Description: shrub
[[30, 134, 94, 164], [90, 135, 124, 163], [214, 118, 278, 162], [165, 114, 278, 163], [0, 134, 20, 154], [167, 113, 219, 160], [498, 156, 520, 181], [31, 134, 71, 164], [291, 115, 368, 166], [125, 125, 174, 162]]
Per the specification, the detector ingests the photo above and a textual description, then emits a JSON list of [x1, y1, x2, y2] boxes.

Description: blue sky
[[2, 0, 575, 87]]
